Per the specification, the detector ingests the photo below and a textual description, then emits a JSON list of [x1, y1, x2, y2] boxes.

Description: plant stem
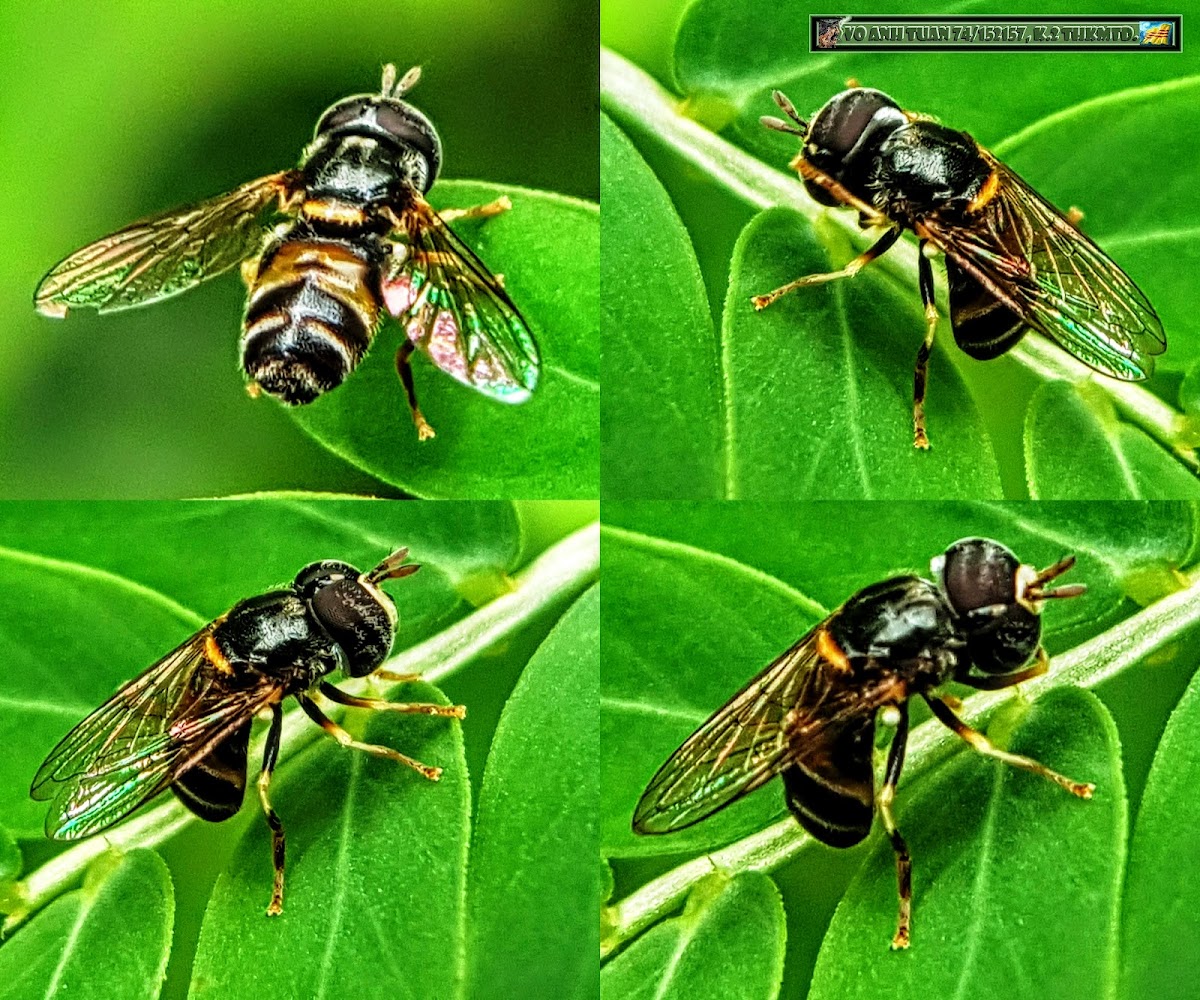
[[3, 522, 599, 936], [600, 46, 1198, 473], [600, 572, 1200, 959]]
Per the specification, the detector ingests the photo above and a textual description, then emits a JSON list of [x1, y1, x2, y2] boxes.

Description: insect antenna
[[761, 89, 808, 136], [382, 64, 422, 98], [365, 547, 421, 584], [1025, 555, 1086, 601]]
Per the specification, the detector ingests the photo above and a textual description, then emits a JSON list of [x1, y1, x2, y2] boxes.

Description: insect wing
[[926, 154, 1165, 380], [382, 199, 540, 402], [31, 629, 278, 839], [634, 625, 850, 835], [35, 170, 303, 317]]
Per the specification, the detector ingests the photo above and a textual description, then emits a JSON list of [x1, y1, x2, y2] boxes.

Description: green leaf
[[808, 687, 1124, 999], [0, 499, 521, 641], [465, 585, 599, 1000], [189, 683, 468, 999], [722, 209, 1002, 497], [600, 114, 722, 499], [599, 501, 1196, 645], [1025, 381, 1200, 499], [0, 849, 173, 1000], [600, 871, 785, 1000], [0, 502, 521, 838], [1122, 659, 1200, 1000], [601, 525, 822, 857], [288, 181, 599, 499]]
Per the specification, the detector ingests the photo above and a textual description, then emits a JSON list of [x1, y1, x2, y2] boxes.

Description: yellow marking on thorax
[[204, 634, 235, 675], [816, 628, 852, 674], [967, 169, 1000, 213], [302, 199, 368, 226]]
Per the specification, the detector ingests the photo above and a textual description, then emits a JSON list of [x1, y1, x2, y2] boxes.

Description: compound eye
[[309, 578, 394, 676], [809, 88, 902, 157], [293, 560, 358, 598], [316, 98, 371, 135], [938, 538, 1020, 615]]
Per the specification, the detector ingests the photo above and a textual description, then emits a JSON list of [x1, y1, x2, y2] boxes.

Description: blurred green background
[[0, 0, 598, 498]]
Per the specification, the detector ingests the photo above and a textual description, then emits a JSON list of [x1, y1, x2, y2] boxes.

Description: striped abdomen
[[241, 235, 382, 405], [172, 721, 251, 822]]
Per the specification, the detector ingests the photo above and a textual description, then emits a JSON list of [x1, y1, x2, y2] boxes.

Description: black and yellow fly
[[34, 64, 539, 440]]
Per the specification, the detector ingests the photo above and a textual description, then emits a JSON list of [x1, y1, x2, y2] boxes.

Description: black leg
[[751, 228, 901, 310], [913, 243, 938, 450], [318, 681, 465, 718], [395, 340, 435, 441], [259, 704, 286, 916], [878, 703, 913, 949], [297, 693, 443, 781], [924, 694, 1094, 798]]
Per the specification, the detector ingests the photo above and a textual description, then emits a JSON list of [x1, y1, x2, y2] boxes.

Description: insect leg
[[259, 704, 287, 916], [395, 340, 436, 441], [878, 702, 913, 950], [296, 693, 443, 780], [438, 195, 512, 223], [957, 647, 1049, 691], [913, 242, 938, 450], [751, 228, 900, 311], [319, 681, 466, 718], [924, 694, 1094, 798], [373, 669, 423, 683]]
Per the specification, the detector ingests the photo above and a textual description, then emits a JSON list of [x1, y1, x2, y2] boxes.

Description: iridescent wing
[[923, 152, 1166, 380], [31, 628, 281, 839], [382, 198, 539, 402], [35, 171, 303, 317], [632, 623, 899, 835]]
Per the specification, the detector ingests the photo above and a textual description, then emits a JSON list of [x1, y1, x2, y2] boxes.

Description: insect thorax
[[871, 123, 991, 222], [829, 576, 960, 688], [212, 592, 341, 690], [301, 133, 432, 205]]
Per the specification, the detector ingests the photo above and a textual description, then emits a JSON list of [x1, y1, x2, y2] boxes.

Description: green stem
[[599, 47, 1198, 474], [600, 572, 1200, 960], [3, 522, 599, 936]]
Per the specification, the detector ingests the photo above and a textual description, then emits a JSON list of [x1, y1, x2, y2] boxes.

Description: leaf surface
[[600, 872, 785, 1000], [464, 585, 599, 1000], [722, 209, 1001, 498], [601, 114, 722, 499], [1122, 660, 1200, 1000], [189, 684, 469, 1000], [808, 688, 1125, 1000], [0, 850, 173, 1000], [1025, 382, 1200, 499]]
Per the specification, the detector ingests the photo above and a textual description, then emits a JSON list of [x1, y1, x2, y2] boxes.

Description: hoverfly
[[31, 547, 464, 915], [633, 538, 1091, 949], [34, 64, 539, 440], [756, 87, 1165, 449]]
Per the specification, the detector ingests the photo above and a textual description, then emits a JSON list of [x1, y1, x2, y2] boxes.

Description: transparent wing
[[632, 625, 897, 835], [31, 629, 279, 840], [925, 153, 1165, 380], [382, 198, 540, 402], [35, 170, 303, 316]]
